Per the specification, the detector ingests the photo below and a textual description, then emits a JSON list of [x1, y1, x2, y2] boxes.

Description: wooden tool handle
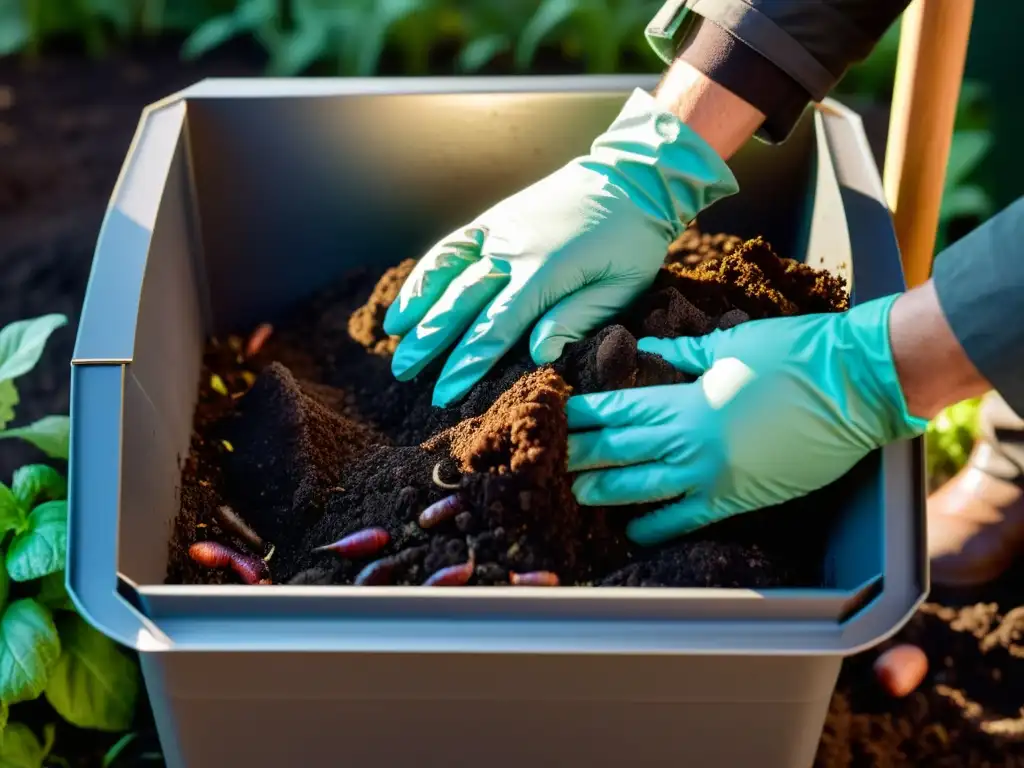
[[883, 0, 975, 289]]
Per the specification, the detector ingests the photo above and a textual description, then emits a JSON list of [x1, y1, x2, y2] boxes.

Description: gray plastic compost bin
[[68, 76, 925, 768]]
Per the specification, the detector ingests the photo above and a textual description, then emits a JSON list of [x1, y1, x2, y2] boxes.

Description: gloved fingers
[[626, 494, 726, 546], [565, 386, 675, 431], [571, 462, 697, 506], [529, 276, 649, 364], [390, 257, 509, 382], [637, 335, 712, 376], [567, 425, 674, 472], [383, 226, 486, 337], [430, 275, 541, 407]]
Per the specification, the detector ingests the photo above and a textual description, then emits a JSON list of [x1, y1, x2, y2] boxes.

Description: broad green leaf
[[0, 485, 23, 536], [0, 700, 6, 742], [944, 130, 993, 191], [0, 316, 67, 384], [45, 615, 140, 732], [0, 0, 29, 56], [11, 465, 65, 510], [0, 600, 61, 705], [0, 381, 17, 431], [6, 501, 68, 583], [459, 34, 510, 72], [0, 566, 8, 615], [0, 722, 50, 768], [34, 572, 73, 614], [0, 415, 71, 460], [516, 0, 579, 70]]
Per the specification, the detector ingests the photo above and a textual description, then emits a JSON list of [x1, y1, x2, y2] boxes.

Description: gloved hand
[[384, 88, 739, 407], [566, 294, 928, 545]]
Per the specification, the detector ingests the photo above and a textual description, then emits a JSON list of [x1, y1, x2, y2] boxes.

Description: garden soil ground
[[2, 39, 1021, 767]]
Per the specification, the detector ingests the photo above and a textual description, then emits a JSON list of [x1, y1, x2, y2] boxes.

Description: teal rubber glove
[[384, 88, 739, 407], [566, 294, 928, 545]]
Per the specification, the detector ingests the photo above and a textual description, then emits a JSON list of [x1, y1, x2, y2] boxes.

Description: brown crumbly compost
[[168, 230, 846, 589]]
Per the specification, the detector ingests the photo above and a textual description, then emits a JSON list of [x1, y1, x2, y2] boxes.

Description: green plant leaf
[[268, 24, 328, 76], [0, 700, 7, 741], [34, 572, 73, 614], [0, 316, 67, 385], [940, 184, 993, 223], [0, 566, 8, 616], [101, 732, 138, 768], [0, 416, 71, 460], [0, 485, 24, 537], [0, 721, 51, 768], [0, 599, 61, 705], [6, 501, 68, 583], [517, 0, 579, 71], [459, 34, 510, 72], [180, 13, 242, 59], [11, 466, 65, 510], [45, 615, 140, 732], [0, 0, 29, 56], [944, 130, 993, 191], [0, 381, 17, 432]]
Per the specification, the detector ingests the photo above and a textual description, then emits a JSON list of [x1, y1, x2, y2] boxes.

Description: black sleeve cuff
[[932, 196, 1024, 417], [678, 18, 813, 143]]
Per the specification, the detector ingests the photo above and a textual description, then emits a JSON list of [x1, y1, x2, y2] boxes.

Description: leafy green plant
[[515, 0, 662, 73], [925, 396, 982, 489], [0, 314, 142, 765], [0, 0, 234, 58]]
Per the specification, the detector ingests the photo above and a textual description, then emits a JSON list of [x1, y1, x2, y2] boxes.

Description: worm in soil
[[314, 527, 390, 558], [510, 571, 560, 587], [431, 462, 461, 490], [417, 494, 462, 529], [354, 557, 397, 586], [189, 541, 272, 585], [873, 644, 928, 698], [214, 505, 264, 551], [423, 553, 475, 587], [245, 323, 274, 358]]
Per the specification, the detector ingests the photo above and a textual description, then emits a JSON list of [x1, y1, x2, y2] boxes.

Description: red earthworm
[[423, 553, 475, 587], [313, 527, 390, 558], [510, 571, 560, 587], [417, 494, 462, 529], [214, 505, 264, 551], [354, 557, 397, 586], [245, 323, 274, 358], [189, 541, 272, 585]]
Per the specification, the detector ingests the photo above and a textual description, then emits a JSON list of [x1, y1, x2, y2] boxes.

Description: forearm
[[889, 281, 989, 421], [649, 0, 912, 141], [654, 59, 764, 160]]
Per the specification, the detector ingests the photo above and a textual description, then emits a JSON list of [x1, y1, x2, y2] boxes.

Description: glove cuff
[[588, 88, 740, 237], [843, 294, 930, 442]]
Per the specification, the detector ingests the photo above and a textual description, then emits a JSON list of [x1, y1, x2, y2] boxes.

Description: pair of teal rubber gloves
[[384, 89, 927, 545]]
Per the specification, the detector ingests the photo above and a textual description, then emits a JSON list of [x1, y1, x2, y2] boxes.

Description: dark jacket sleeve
[[647, 0, 911, 142], [932, 196, 1024, 417]]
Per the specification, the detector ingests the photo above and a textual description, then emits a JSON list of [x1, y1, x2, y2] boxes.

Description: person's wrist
[[588, 87, 740, 236], [654, 59, 765, 160], [841, 295, 930, 442]]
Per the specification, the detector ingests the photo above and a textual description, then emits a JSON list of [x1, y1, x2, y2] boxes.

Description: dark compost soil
[[4, 39, 1023, 767], [167, 231, 849, 591]]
